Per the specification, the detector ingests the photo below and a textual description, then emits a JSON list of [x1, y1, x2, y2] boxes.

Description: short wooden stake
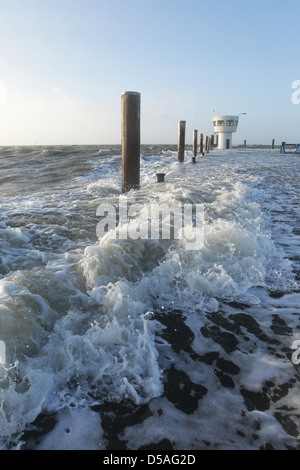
[[177, 121, 186, 162], [156, 173, 165, 182], [121, 91, 140, 193]]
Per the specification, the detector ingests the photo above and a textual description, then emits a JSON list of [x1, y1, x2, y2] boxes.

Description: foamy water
[[0, 145, 299, 450]]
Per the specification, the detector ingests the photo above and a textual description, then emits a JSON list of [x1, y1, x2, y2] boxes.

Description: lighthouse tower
[[213, 115, 239, 150]]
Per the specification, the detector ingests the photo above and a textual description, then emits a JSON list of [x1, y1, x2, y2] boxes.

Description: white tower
[[213, 115, 239, 150]]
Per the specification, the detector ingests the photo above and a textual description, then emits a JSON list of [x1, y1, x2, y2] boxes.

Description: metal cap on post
[[122, 91, 141, 193]]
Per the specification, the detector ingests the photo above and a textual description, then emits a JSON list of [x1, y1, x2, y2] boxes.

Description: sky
[[0, 0, 300, 145]]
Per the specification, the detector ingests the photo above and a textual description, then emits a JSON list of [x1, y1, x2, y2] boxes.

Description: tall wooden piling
[[200, 133, 204, 155], [205, 136, 210, 153], [121, 91, 141, 193], [193, 129, 198, 158], [244, 139, 247, 148], [210, 135, 215, 148], [178, 121, 186, 162], [271, 139, 275, 149]]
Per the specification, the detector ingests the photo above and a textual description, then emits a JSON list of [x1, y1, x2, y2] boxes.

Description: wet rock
[[93, 401, 153, 450], [229, 313, 279, 345], [153, 309, 195, 354], [164, 366, 207, 414], [216, 358, 240, 375], [197, 351, 220, 364], [207, 311, 240, 335], [274, 413, 299, 437], [20, 412, 58, 449], [271, 315, 293, 336], [240, 388, 270, 412], [214, 369, 235, 389], [200, 325, 239, 354], [139, 439, 174, 450]]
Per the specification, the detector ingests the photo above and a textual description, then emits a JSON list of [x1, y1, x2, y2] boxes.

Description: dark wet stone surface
[[20, 412, 58, 450], [241, 379, 296, 413], [200, 325, 239, 353], [152, 309, 195, 354], [271, 314, 293, 336], [92, 401, 153, 450], [214, 369, 235, 388], [19, 303, 300, 450], [216, 357, 240, 375], [164, 366, 207, 414], [139, 438, 174, 450], [274, 413, 299, 438], [241, 388, 271, 412]]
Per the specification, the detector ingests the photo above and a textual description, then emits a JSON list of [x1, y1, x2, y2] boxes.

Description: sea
[[0, 144, 299, 451]]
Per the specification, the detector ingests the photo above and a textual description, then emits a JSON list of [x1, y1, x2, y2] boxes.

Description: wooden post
[[271, 139, 275, 149], [205, 136, 209, 153], [216, 134, 219, 148], [122, 91, 140, 193], [210, 134, 215, 148], [200, 133, 204, 155], [193, 129, 198, 159], [177, 121, 186, 162], [243, 139, 247, 148]]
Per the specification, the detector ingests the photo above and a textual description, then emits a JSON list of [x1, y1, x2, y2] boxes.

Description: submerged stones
[[20, 302, 300, 450], [200, 325, 239, 353], [164, 366, 207, 414]]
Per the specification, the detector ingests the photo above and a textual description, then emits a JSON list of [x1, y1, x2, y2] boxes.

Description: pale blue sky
[[0, 0, 299, 145]]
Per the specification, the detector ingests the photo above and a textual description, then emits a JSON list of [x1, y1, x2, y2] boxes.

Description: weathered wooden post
[[271, 139, 275, 149], [122, 91, 141, 193], [200, 133, 204, 155], [243, 139, 247, 148], [210, 134, 215, 148], [177, 121, 186, 162], [216, 134, 219, 148], [205, 136, 209, 153], [193, 129, 197, 162]]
